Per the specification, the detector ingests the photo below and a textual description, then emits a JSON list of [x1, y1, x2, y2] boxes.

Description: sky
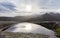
[[0, 0, 60, 17]]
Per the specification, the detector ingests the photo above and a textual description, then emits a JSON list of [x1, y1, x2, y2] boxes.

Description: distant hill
[[25, 12, 60, 22], [0, 16, 31, 22], [0, 17, 14, 21], [0, 12, 60, 22]]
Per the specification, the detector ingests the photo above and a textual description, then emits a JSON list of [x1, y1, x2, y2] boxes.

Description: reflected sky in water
[[5, 22, 55, 36]]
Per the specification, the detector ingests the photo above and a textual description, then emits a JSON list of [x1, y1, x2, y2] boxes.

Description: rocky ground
[[0, 32, 58, 38]]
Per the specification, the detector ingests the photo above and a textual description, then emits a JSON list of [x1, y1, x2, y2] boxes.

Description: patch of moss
[[55, 28, 60, 37]]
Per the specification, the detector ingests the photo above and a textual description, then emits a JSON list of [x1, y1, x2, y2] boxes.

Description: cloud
[[33, 0, 60, 9], [1, 2, 15, 11], [0, 1, 16, 13], [0, 0, 60, 17]]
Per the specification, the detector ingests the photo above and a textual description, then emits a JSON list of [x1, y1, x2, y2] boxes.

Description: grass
[[55, 28, 60, 37]]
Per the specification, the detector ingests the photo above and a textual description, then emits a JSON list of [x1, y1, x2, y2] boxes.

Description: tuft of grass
[[55, 27, 60, 37]]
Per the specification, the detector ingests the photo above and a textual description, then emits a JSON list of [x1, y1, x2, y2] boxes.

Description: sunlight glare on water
[[5, 22, 55, 36]]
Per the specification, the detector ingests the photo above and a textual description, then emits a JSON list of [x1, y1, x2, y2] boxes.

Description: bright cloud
[[0, 0, 60, 17]]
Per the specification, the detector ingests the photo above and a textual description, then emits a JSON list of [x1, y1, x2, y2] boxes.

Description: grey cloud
[[0, 1, 16, 13], [32, 0, 60, 9]]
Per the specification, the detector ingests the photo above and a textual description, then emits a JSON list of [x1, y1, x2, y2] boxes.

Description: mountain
[[0, 12, 60, 21], [0, 17, 14, 21], [0, 16, 31, 22], [25, 12, 60, 22]]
